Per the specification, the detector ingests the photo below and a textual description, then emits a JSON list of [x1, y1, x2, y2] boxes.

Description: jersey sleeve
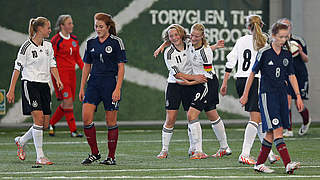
[[114, 38, 128, 63], [83, 42, 93, 64], [225, 39, 239, 72], [201, 47, 214, 64], [164, 47, 180, 75], [49, 44, 57, 68], [14, 45, 27, 71], [252, 51, 263, 74]]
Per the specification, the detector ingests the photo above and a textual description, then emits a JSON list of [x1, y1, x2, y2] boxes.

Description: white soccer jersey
[[164, 44, 192, 83], [187, 43, 215, 79], [14, 39, 57, 83], [226, 35, 261, 78]]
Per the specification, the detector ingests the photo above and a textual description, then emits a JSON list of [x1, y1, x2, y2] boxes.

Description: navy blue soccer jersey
[[83, 34, 127, 77], [290, 34, 308, 79], [252, 44, 294, 93]]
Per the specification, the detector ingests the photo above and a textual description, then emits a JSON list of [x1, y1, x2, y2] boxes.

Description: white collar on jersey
[[59, 32, 70, 40]]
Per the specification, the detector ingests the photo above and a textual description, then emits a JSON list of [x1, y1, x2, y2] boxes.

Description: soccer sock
[[211, 117, 229, 149], [274, 138, 291, 167], [20, 126, 33, 145], [187, 125, 194, 152], [188, 120, 202, 153], [256, 139, 272, 165], [299, 107, 310, 125], [64, 108, 77, 133], [84, 123, 99, 155], [107, 125, 118, 159], [32, 125, 45, 160], [241, 121, 258, 157], [161, 125, 174, 152], [288, 110, 292, 131], [257, 123, 276, 158], [50, 105, 64, 126]]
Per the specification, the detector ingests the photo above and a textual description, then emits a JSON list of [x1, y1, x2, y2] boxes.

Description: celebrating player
[[7, 17, 63, 165], [240, 22, 303, 174], [221, 15, 279, 165], [49, 14, 84, 137], [79, 13, 127, 165], [278, 18, 311, 137]]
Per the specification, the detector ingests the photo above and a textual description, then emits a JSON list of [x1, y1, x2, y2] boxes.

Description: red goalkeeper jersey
[[51, 32, 84, 71]]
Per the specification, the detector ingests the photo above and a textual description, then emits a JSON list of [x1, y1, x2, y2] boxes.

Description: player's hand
[[220, 84, 227, 96], [153, 47, 164, 58], [112, 88, 121, 102], [296, 95, 304, 112], [216, 40, 225, 49], [56, 80, 63, 91], [194, 74, 207, 83], [239, 94, 248, 106], [6, 90, 15, 104], [176, 77, 191, 86], [79, 88, 85, 102]]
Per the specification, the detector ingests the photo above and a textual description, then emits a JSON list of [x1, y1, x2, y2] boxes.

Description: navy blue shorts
[[259, 90, 290, 133], [83, 76, 120, 111], [287, 77, 309, 100]]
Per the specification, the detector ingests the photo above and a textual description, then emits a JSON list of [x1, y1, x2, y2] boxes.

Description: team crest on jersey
[[283, 58, 289, 66], [72, 41, 77, 47], [272, 118, 279, 125], [32, 100, 38, 108], [105, 46, 112, 53], [63, 92, 69, 98], [45, 49, 49, 56]]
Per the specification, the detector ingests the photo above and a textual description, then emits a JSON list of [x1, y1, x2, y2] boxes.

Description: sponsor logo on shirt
[[268, 61, 274, 65]]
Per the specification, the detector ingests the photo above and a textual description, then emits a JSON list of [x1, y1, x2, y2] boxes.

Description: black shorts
[[165, 83, 195, 111], [236, 77, 259, 112], [190, 75, 219, 112], [287, 77, 309, 100], [21, 80, 51, 115]]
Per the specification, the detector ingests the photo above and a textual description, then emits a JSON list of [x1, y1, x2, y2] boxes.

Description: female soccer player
[[278, 18, 311, 137], [221, 15, 279, 165], [79, 13, 127, 165], [156, 24, 208, 159], [7, 17, 63, 165], [240, 22, 303, 174], [49, 14, 84, 137]]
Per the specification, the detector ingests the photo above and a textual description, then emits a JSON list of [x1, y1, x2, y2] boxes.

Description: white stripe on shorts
[[261, 93, 272, 129], [24, 81, 31, 105], [200, 83, 208, 100]]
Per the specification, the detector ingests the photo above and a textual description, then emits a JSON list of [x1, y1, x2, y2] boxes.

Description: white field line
[[0, 166, 320, 175], [0, 137, 320, 146], [0, 0, 247, 124]]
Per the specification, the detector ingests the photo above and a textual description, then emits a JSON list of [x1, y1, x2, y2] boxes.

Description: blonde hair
[[162, 24, 187, 42], [191, 23, 208, 47], [94, 13, 116, 35], [28, 17, 49, 38], [246, 15, 266, 51], [55, 14, 72, 33]]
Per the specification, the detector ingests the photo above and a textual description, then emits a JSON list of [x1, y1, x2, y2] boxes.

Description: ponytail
[[28, 18, 36, 38], [246, 15, 266, 51]]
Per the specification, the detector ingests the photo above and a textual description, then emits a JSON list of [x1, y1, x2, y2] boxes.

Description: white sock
[[20, 126, 33, 145], [257, 123, 275, 158], [161, 125, 173, 151], [187, 126, 194, 152], [188, 121, 202, 153], [32, 125, 44, 160], [211, 117, 228, 149], [241, 121, 258, 157]]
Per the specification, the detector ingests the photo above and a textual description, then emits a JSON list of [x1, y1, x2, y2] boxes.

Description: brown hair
[[270, 22, 290, 51], [94, 13, 116, 35], [55, 14, 72, 33], [28, 17, 49, 38], [246, 15, 266, 51], [162, 24, 187, 42], [191, 23, 208, 47]]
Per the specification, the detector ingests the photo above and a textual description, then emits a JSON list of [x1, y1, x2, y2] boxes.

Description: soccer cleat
[[100, 157, 116, 165], [36, 157, 54, 165], [283, 129, 293, 137], [81, 154, 101, 165], [212, 147, 232, 158], [298, 118, 311, 136], [49, 125, 55, 137], [71, 131, 84, 138], [156, 150, 168, 159], [268, 154, 280, 164], [188, 149, 195, 157], [14, 137, 26, 161], [190, 152, 209, 159], [286, 161, 300, 174], [254, 164, 274, 173], [238, 155, 256, 165]]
